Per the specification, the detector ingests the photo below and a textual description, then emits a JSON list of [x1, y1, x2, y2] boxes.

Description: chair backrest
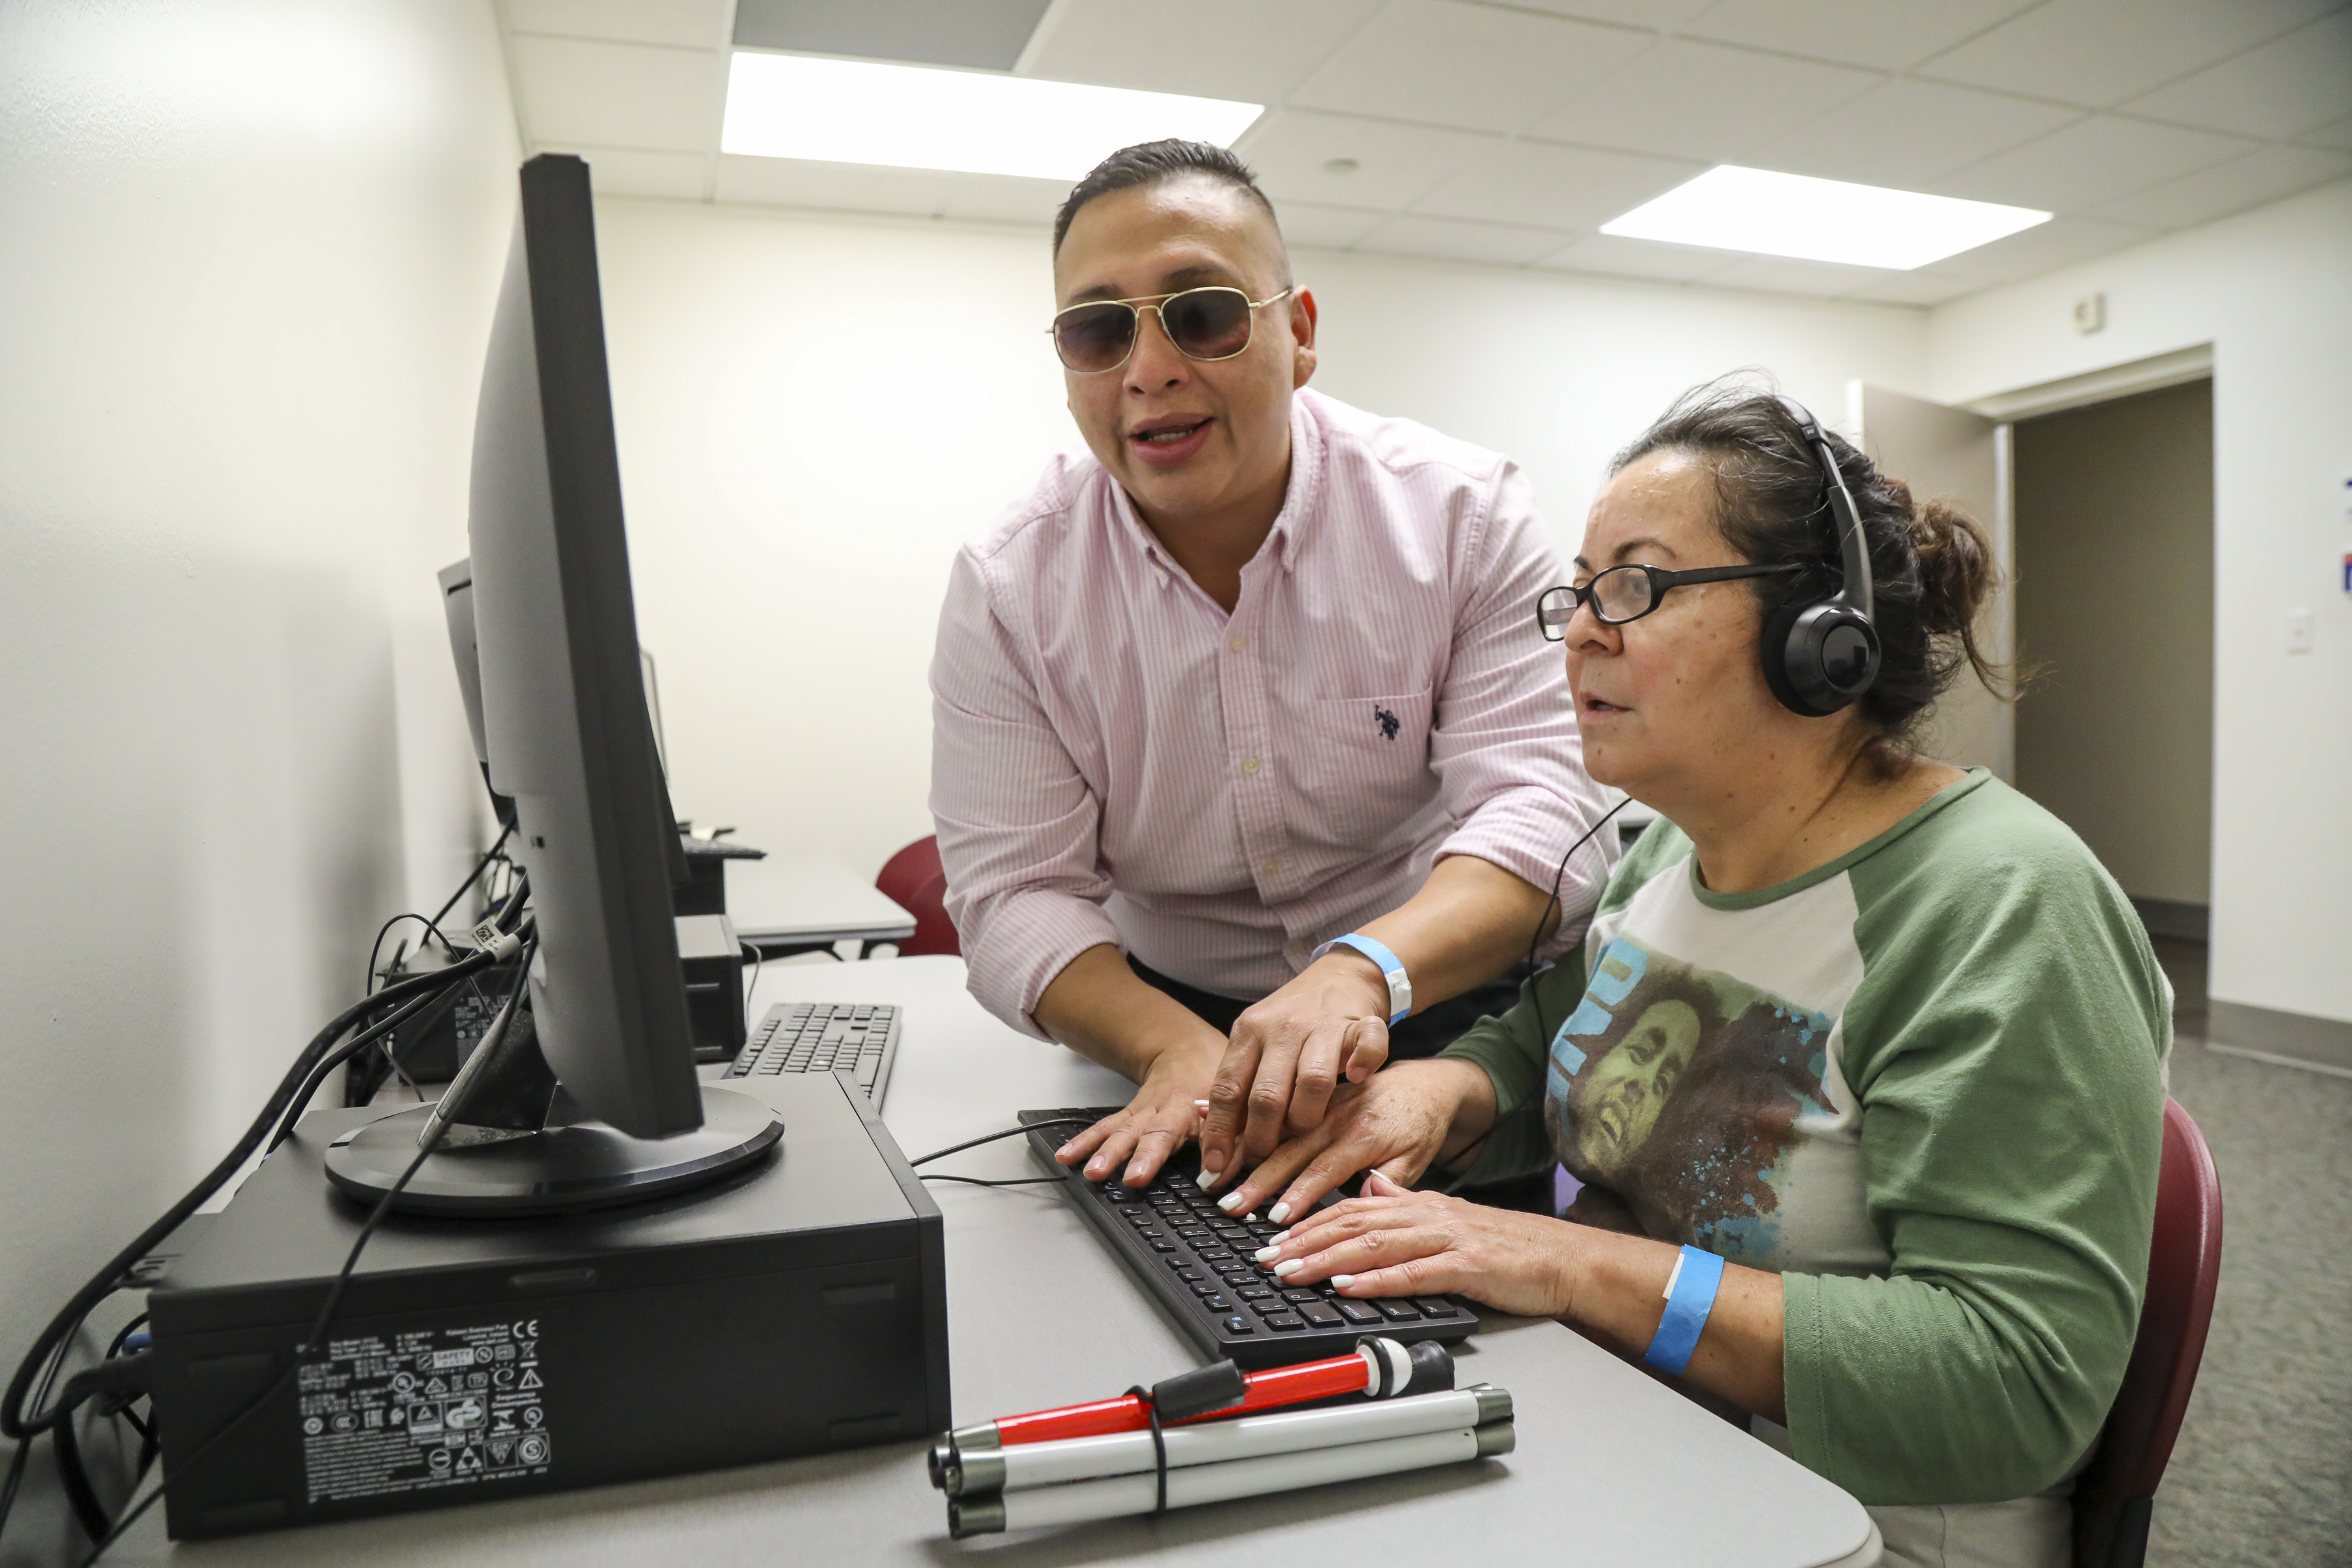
[[876, 835, 960, 957], [2072, 1096, 2223, 1568]]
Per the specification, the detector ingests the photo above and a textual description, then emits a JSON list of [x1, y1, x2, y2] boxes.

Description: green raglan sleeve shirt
[[1441, 775, 2171, 1509]]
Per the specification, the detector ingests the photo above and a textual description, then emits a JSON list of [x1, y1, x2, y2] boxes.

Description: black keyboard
[[724, 1002, 898, 1103], [1019, 1108, 1477, 1369]]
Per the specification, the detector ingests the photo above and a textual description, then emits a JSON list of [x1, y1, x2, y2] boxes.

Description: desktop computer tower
[[145, 1072, 947, 1539]]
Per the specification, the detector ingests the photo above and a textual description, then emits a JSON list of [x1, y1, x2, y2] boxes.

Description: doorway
[[2010, 379, 2215, 941]]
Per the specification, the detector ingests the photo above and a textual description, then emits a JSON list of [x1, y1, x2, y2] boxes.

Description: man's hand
[[1198, 951, 1393, 1186], [1203, 1058, 1496, 1223], [1051, 1036, 1222, 1186]]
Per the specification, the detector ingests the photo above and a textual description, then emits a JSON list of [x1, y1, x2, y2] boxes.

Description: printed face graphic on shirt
[[1545, 936, 1834, 1258]]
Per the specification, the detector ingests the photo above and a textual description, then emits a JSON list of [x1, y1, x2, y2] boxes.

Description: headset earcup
[[1765, 600, 1882, 717], [1759, 597, 1813, 715]]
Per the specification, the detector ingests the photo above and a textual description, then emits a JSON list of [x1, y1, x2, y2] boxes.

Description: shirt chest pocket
[[1284, 686, 1437, 851]]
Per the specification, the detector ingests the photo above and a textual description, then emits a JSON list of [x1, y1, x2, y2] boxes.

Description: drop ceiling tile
[[938, 173, 1072, 227], [1236, 110, 1497, 210], [1273, 201, 1395, 250], [1354, 214, 1570, 265], [509, 35, 723, 154], [1916, 0, 2342, 108], [1509, 0, 1716, 24], [1745, 79, 2082, 188], [734, 0, 1051, 69], [2089, 142, 2352, 227], [1291, 0, 1652, 135], [1413, 140, 1703, 229], [2298, 114, 2352, 151], [1680, 0, 2042, 71], [2121, 9, 2352, 140], [1017, 0, 1382, 103], [1932, 114, 2260, 211], [1526, 38, 1880, 162], [1844, 270, 1985, 305], [1913, 214, 2157, 281], [552, 146, 710, 199], [1537, 233, 1729, 281], [503, 0, 729, 48], [713, 154, 955, 216]]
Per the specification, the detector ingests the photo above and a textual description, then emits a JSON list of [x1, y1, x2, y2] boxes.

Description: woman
[[1211, 383, 2170, 1568]]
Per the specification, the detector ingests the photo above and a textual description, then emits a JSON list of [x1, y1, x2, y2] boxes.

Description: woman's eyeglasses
[[1049, 286, 1294, 374], [1536, 563, 1798, 638]]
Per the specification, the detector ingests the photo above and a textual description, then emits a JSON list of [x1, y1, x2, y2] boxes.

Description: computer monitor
[[327, 154, 778, 1215]]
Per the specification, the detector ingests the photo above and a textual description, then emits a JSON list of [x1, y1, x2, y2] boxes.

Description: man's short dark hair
[[1052, 139, 1283, 259]]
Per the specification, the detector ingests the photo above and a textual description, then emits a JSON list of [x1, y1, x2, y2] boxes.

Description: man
[[930, 140, 1612, 1200]]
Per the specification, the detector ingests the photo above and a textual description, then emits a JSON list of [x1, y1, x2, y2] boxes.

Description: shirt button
[[1228, 634, 1246, 652], [1241, 757, 1260, 774], [1262, 858, 1281, 877]]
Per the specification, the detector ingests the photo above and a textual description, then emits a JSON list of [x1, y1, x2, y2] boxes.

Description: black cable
[[272, 949, 521, 1152], [1122, 1384, 1170, 1514], [1, 955, 499, 1445], [907, 1119, 1097, 1168], [425, 820, 515, 936], [1526, 798, 1633, 1051], [0, 1324, 78, 1546], [51, 1402, 108, 1543], [915, 1175, 1066, 1188], [363, 914, 459, 996], [74, 944, 537, 1565]]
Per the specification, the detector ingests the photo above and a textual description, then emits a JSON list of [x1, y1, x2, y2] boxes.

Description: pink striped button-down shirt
[[930, 389, 1613, 1037]]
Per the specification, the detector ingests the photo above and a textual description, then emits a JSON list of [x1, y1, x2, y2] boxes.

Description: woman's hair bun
[[1910, 497, 1996, 642]]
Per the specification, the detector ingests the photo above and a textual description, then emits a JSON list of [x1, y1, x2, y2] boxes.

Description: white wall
[[593, 197, 1929, 879], [0, 0, 517, 1407], [1928, 180, 2352, 1028]]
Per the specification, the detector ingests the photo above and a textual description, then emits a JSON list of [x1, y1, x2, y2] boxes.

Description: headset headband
[[1774, 396, 1872, 621]]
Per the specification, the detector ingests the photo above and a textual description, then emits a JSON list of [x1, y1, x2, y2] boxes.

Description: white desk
[[120, 956, 1877, 1566], [723, 853, 914, 956]]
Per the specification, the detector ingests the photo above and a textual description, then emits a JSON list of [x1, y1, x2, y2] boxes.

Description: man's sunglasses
[[1536, 563, 1799, 638], [1049, 286, 1294, 375]]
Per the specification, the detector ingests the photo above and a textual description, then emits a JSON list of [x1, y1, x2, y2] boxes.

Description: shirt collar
[[1109, 393, 1326, 586]]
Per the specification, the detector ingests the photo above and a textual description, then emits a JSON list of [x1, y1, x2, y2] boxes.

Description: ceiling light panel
[[1601, 165, 2050, 269], [721, 52, 1263, 179]]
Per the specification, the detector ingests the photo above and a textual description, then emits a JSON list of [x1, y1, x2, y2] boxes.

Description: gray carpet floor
[[2145, 938, 2352, 1567]]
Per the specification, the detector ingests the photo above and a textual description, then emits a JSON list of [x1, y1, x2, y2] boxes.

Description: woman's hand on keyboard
[[1203, 1058, 1497, 1224], [1198, 951, 1395, 1185], [1260, 1173, 1579, 1318]]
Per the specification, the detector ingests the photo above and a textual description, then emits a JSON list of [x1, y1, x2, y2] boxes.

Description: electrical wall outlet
[[2072, 292, 2106, 335], [2284, 608, 2315, 654]]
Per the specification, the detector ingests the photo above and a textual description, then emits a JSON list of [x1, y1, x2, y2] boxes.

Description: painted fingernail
[[1254, 1245, 1280, 1262], [1269, 1229, 1290, 1245], [1268, 1202, 1292, 1224], [1194, 1100, 1211, 1112], [1218, 1192, 1245, 1213], [1331, 1274, 1356, 1289], [1193, 1171, 1216, 1189], [1273, 1259, 1304, 1277]]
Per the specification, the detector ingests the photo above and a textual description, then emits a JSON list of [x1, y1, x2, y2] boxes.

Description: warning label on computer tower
[[297, 1320, 553, 1504]]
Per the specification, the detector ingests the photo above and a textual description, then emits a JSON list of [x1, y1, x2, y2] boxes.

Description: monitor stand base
[[321, 1086, 782, 1217]]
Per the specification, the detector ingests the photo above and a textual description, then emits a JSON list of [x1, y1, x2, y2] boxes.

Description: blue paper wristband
[[1642, 1245, 1725, 1376], [1309, 933, 1413, 1025]]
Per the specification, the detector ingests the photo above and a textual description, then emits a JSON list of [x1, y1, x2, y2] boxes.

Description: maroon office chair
[[876, 835, 960, 957], [2072, 1097, 2223, 1568]]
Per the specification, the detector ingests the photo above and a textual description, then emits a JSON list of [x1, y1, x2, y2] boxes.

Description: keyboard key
[[1189, 1283, 1217, 1297], [1333, 1301, 1384, 1326], [1150, 1241, 1179, 1252], [1375, 1301, 1423, 1322], [1164, 1256, 1196, 1269], [1297, 1302, 1345, 1328], [1280, 1289, 1319, 1305], [1203, 1296, 1230, 1313], [1235, 1286, 1275, 1301], [1175, 1269, 1203, 1283], [1413, 1298, 1460, 1318], [1221, 1316, 1254, 1335], [1249, 1299, 1289, 1318], [1265, 1314, 1306, 1332]]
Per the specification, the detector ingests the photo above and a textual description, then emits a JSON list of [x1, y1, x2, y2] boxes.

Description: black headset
[[1760, 397, 1882, 717]]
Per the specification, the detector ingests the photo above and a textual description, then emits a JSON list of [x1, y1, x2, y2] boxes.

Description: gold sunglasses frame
[[1047, 286, 1294, 374]]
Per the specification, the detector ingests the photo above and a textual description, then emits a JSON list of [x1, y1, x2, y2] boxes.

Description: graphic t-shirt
[[1441, 771, 2172, 1568]]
